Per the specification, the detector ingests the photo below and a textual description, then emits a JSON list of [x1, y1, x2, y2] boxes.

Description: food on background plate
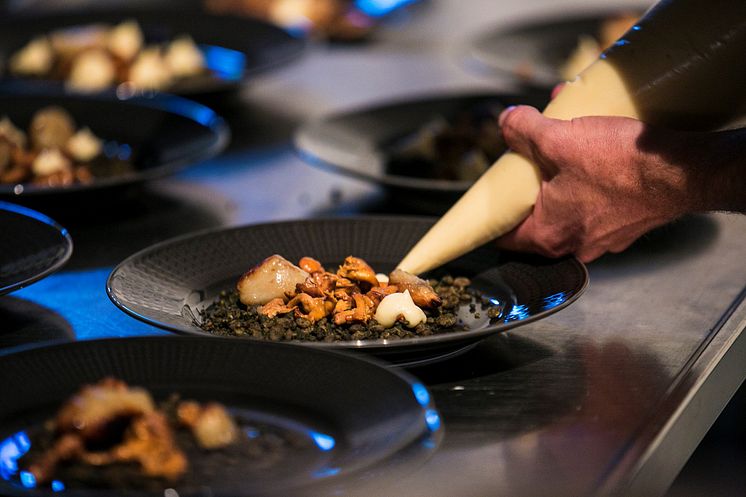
[[204, 0, 376, 40], [0, 106, 132, 188], [12, 377, 308, 491], [558, 12, 639, 81], [201, 254, 502, 341], [386, 102, 507, 182], [9, 20, 206, 92]]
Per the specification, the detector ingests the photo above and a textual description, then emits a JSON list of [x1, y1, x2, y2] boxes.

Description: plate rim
[[293, 89, 548, 192], [465, 3, 650, 87], [106, 216, 589, 351], [0, 82, 230, 197], [0, 201, 73, 295]]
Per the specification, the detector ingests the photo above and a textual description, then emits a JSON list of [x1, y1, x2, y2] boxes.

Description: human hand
[[494, 106, 704, 262]]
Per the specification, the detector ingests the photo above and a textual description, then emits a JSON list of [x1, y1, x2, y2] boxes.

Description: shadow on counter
[[29, 183, 231, 270], [0, 296, 75, 350], [592, 214, 720, 275], [205, 92, 306, 152]]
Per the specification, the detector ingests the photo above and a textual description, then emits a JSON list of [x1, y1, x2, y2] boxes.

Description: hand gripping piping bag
[[398, 0, 746, 274]]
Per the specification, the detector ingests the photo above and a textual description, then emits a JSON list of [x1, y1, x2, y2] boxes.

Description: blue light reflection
[[0, 201, 65, 235], [412, 383, 430, 407], [355, 0, 416, 17], [425, 409, 441, 432], [422, 438, 437, 449], [542, 292, 568, 311], [20, 471, 36, 489], [313, 467, 340, 478], [505, 304, 530, 322], [51, 480, 65, 492], [244, 427, 260, 439], [0, 432, 30, 481], [117, 143, 132, 161], [202, 45, 246, 81], [311, 432, 336, 451]]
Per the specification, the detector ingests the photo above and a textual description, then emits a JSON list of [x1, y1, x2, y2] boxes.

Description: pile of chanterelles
[[238, 255, 441, 328], [26, 378, 238, 485]]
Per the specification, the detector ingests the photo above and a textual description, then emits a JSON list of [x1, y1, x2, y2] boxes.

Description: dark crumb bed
[[200, 275, 502, 341], [18, 397, 313, 492]]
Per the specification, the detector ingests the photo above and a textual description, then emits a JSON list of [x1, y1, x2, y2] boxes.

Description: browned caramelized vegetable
[[237, 254, 309, 305], [389, 269, 442, 308]]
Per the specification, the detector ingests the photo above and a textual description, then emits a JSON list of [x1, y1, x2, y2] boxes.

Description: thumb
[[498, 105, 554, 164]]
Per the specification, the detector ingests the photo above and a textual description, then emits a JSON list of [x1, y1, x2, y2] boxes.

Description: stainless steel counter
[[2, 1, 744, 496]]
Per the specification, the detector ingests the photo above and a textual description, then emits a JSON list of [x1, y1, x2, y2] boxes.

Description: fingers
[[498, 105, 544, 156], [550, 83, 565, 100], [498, 105, 561, 176], [493, 216, 539, 254]]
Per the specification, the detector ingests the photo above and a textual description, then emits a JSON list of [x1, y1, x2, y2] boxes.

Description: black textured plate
[[0, 82, 228, 197], [466, 5, 647, 89], [0, 201, 72, 296], [107, 217, 588, 366], [0, 336, 441, 497], [0, 8, 305, 96], [294, 91, 548, 213]]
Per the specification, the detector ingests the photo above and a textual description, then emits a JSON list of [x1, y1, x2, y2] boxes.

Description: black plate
[[0, 336, 440, 496], [0, 82, 228, 197], [466, 6, 647, 89], [0, 8, 305, 96], [294, 91, 548, 213], [106, 217, 588, 366], [0, 201, 72, 296]]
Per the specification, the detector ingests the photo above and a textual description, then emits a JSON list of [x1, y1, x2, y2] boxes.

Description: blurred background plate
[[0, 8, 306, 96], [0, 336, 441, 496], [466, 5, 647, 89], [0, 82, 228, 199], [0, 201, 72, 295], [294, 91, 548, 214], [106, 217, 588, 367]]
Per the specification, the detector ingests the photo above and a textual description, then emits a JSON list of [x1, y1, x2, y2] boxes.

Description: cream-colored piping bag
[[399, 0, 746, 275]]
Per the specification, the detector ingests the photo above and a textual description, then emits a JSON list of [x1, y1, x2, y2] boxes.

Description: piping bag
[[398, 0, 746, 275]]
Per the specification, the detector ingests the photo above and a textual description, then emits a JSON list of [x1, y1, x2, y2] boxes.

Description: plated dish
[[294, 91, 548, 213], [467, 7, 644, 88], [204, 0, 421, 41], [106, 218, 588, 366], [202, 253, 499, 341], [0, 201, 72, 296], [0, 83, 228, 197], [1, 105, 129, 188], [0, 9, 306, 95], [0, 337, 441, 496]]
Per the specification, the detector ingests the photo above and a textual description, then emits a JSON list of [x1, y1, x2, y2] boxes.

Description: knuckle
[[535, 228, 573, 259]]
